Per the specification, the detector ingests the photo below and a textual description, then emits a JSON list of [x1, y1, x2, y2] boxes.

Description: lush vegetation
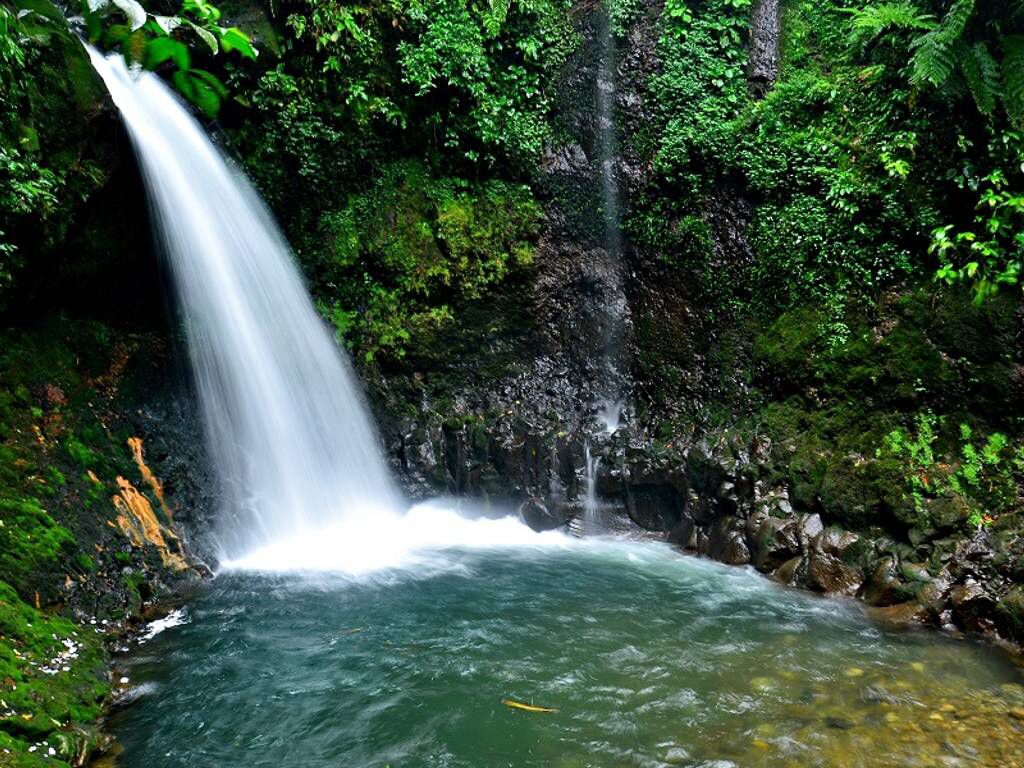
[[624, 0, 1023, 538], [633, 0, 1024, 312], [221, 0, 574, 355], [314, 160, 540, 360], [0, 0, 253, 314], [0, 318, 194, 764], [0, 0, 1023, 759]]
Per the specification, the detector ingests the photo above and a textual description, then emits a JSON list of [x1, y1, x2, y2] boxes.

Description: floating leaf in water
[[501, 698, 557, 713]]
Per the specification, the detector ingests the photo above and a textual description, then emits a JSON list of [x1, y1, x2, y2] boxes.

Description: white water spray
[[86, 48, 406, 560]]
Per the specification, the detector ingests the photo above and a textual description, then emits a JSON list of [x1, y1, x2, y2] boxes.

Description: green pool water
[[107, 537, 1024, 768]]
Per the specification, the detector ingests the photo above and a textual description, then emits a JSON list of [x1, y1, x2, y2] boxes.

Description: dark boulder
[[804, 550, 862, 595], [707, 516, 750, 565], [859, 557, 903, 607], [747, 515, 800, 572], [995, 586, 1024, 642], [519, 498, 568, 532]]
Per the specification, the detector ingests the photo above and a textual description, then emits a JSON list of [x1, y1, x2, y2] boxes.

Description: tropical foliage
[[0, 0, 251, 307]]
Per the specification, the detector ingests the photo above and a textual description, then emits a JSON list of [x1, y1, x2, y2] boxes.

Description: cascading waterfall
[[583, 442, 601, 532], [595, 7, 621, 262], [593, 6, 626, 432], [86, 48, 405, 561]]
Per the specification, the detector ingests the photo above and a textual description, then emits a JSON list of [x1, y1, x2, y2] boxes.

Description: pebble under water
[[108, 536, 1024, 768]]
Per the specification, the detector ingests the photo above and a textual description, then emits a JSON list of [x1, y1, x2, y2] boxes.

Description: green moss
[[0, 498, 75, 598], [754, 306, 829, 392], [63, 436, 96, 470], [818, 454, 909, 530], [314, 160, 540, 361], [121, 572, 145, 617], [0, 581, 108, 764]]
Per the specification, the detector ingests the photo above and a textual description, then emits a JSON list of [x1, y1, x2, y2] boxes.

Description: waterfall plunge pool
[[107, 513, 1024, 768]]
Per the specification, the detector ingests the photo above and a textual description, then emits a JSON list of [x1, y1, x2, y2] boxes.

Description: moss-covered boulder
[[995, 586, 1024, 642]]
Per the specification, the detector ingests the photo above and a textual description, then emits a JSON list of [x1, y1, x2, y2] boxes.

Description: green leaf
[[111, 0, 147, 31], [959, 41, 1000, 115], [11, 0, 66, 24], [1004, 36, 1024, 126], [187, 72, 222, 116], [190, 67, 228, 98], [219, 27, 256, 60], [187, 19, 218, 54], [151, 15, 181, 35], [145, 35, 190, 70], [910, 0, 974, 87]]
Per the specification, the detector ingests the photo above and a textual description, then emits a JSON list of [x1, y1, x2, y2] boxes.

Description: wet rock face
[[368, 3, 671, 512]]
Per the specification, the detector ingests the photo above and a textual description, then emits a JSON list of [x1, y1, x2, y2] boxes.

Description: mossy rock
[[925, 493, 971, 532], [818, 454, 908, 530], [996, 586, 1024, 642], [0, 498, 76, 600], [0, 581, 108, 762], [784, 434, 830, 511], [753, 305, 829, 393]]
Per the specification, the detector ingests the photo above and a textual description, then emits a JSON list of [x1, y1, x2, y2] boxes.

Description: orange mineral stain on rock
[[113, 442, 189, 573], [127, 436, 173, 522]]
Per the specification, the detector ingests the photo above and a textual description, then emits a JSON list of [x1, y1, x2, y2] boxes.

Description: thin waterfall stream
[[592, 6, 626, 434], [582, 441, 601, 532], [596, 6, 621, 264]]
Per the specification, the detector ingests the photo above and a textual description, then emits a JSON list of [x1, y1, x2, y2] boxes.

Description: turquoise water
[[109, 538, 1024, 767]]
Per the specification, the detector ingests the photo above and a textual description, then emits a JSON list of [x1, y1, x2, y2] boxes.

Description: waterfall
[[583, 442, 602, 533], [86, 48, 402, 561], [595, 7, 621, 261], [592, 6, 626, 432]]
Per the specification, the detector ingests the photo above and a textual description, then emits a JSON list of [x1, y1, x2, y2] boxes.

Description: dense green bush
[[229, 0, 576, 212], [631, 0, 1022, 316]]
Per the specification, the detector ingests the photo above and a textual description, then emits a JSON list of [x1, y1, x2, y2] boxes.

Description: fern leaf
[[959, 41, 1001, 115], [938, 0, 975, 42], [910, 0, 975, 87], [844, 2, 935, 47], [911, 29, 957, 85], [1004, 35, 1024, 126]]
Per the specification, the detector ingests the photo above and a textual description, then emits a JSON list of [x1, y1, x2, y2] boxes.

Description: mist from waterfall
[[87, 48, 410, 562]]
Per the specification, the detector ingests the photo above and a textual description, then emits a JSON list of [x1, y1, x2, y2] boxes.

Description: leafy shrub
[[880, 412, 1023, 528]]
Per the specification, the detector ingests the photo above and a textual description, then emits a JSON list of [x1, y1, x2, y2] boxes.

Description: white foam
[[141, 608, 190, 642], [220, 500, 571, 576]]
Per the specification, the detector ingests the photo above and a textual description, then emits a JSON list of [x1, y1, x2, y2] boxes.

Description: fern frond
[[958, 40, 1001, 114], [1003, 35, 1024, 125], [844, 2, 935, 47], [938, 0, 975, 42], [910, 0, 975, 86], [911, 29, 957, 85]]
